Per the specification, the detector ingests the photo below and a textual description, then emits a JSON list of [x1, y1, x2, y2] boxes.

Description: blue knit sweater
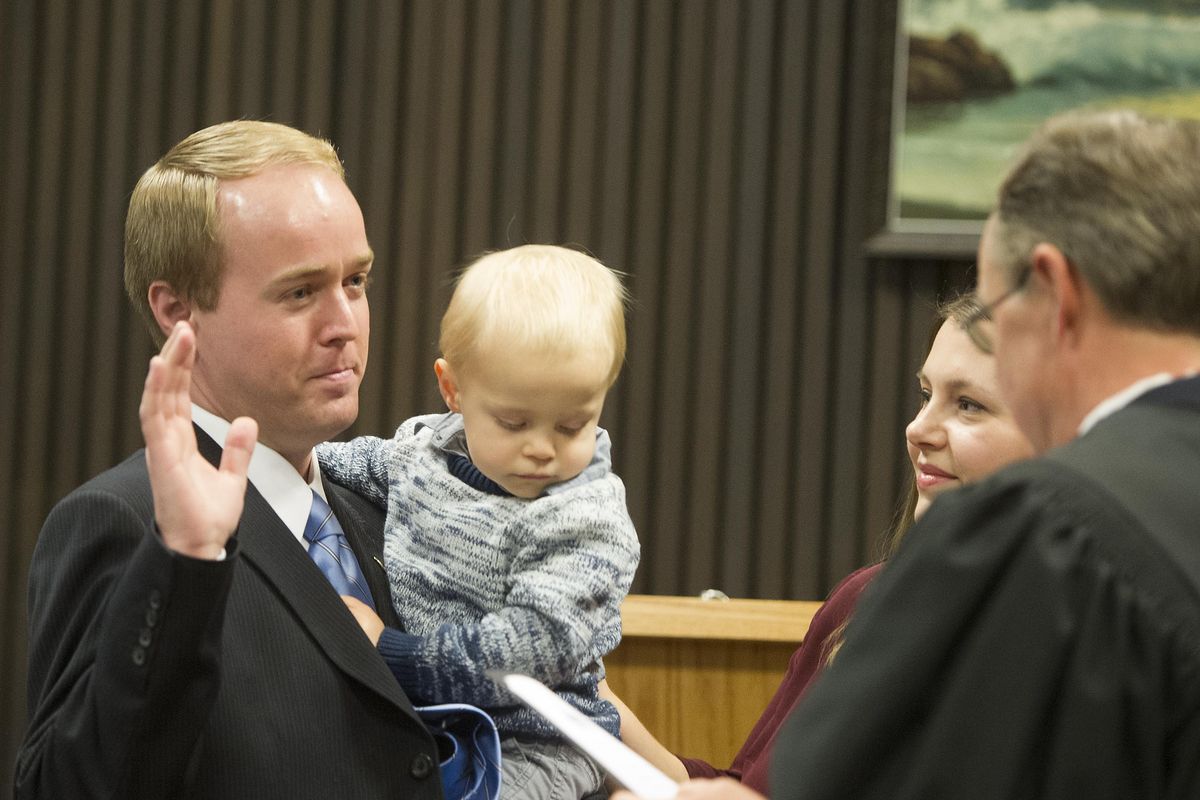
[[317, 413, 640, 738]]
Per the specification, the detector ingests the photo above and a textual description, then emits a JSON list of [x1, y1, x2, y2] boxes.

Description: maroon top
[[677, 563, 884, 794]]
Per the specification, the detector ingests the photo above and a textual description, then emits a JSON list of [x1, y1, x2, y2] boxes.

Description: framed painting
[[887, 0, 1200, 243]]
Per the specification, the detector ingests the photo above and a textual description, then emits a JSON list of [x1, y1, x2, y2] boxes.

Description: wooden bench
[[604, 594, 822, 767]]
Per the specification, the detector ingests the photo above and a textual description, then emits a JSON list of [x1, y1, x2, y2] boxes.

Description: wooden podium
[[604, 595, 821, 768]]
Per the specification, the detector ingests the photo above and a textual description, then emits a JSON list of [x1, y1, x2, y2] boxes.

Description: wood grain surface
[[606, 595, 820, 767]]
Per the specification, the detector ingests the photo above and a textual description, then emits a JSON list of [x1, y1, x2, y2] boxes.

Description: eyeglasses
[[960, 267, 1030, 353]]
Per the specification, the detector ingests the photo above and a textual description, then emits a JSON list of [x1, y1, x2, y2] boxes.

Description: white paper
[[496, 672, 679, 800]]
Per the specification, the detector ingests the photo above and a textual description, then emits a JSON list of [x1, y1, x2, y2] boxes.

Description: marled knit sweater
[[317, 413, 640, 738]]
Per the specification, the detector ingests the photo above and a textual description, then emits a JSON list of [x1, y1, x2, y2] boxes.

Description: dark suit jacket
[[16, 428, 443, 799]]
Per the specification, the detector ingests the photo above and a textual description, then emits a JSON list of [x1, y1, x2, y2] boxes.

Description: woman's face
[[906, 320, 1034, 520]]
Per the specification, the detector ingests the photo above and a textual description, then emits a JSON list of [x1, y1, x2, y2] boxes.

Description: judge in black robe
[[770, 106, 1200, 800], [771, 375, 1200, 799]]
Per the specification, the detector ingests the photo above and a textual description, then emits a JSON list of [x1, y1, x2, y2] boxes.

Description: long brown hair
[[821, 292, 985, 664]]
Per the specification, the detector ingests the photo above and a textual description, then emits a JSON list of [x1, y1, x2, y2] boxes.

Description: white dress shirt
[[191, 404, 326, 549], [1078, 372, 1179, 436]]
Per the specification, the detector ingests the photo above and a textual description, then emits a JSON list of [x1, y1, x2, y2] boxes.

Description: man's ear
[[147, 281, 193, 339], [434, 358, 462, 412], [1031, 242, 1085, 346]]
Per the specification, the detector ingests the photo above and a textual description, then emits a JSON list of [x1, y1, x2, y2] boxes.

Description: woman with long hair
[[605, 293, 1035, 798]]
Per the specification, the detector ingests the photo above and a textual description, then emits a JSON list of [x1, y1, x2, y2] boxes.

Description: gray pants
[[499, 736, 606, 800]]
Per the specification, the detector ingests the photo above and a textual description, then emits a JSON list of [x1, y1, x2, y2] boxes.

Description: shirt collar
[[191, 404, 322, 545], [1078, 372, 1177, 436]]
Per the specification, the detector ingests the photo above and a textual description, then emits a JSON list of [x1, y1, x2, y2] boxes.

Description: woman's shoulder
[[809, 563, 885, 634], [827, 562, 884, 602]]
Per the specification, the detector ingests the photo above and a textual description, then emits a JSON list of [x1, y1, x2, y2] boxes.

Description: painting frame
[[874, 0, 1200, 259]]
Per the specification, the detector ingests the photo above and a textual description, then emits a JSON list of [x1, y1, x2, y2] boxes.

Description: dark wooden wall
[[0, 0, 976, 787]]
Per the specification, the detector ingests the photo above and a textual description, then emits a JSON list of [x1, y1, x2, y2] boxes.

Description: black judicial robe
[[771, 376, 1200, 800]]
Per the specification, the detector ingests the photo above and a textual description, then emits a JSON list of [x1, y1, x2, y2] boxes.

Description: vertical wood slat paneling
[[721, 0, 775, 595], [343, 1, 406, 433], [303, 0, 337, 132], [651, 0, 707, 592], [789, 0, 838, 598], [616, 0, 669, 587], [594, 0, 638, 283], [204, 0, 236, 122], [816, 0, 873, 594], [0, 0, 35, 784], [17, 22, 73, 791], [529, 0, 569, 243], [270, 2, 304, 124], [755, 0, 811, 599], [831, 0, 889, 578], [3, 1, 990, 788], [84, 2, 132, 480], [166, 1, 204, 135], [562, 1, 604, 247], [495, 0, 535, 245], [419, 0, 472, 415], [391, 0, 439, 416], [685, 0, 738, 592], [460, 1, 502, 260], [50, 0, 105, 533]]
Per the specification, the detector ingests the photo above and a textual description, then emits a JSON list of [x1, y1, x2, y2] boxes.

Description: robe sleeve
[[769, 465, 1200, 800]]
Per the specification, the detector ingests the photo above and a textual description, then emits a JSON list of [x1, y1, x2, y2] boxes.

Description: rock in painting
[[907, 30, 1016, 104]]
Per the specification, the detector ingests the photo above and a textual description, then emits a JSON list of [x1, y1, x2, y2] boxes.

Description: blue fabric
[[303, 490, 375, 609], [445, 452, 511, 496], [417, 704, 503, 800]]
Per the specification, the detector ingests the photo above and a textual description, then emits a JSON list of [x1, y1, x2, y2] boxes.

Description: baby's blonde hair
[[440, 245, 628, 386]]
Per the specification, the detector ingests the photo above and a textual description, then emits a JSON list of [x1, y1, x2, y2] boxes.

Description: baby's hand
[[342, 595, 385, 645]]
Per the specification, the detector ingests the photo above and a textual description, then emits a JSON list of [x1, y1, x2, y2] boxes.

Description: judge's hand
[[342, 596, 385, 644], [612, 778, 764, 800], [140, 321, 258, 559]]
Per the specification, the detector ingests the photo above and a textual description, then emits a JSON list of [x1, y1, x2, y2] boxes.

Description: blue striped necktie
[[303, 489, 375, 609]]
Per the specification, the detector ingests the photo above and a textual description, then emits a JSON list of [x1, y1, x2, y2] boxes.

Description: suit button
[[149, 590, 163, 610], [145, 608, 159, 628], [410, 752, 434, 779], [131, 647, 146, 666], [138, 628, 153, 647]]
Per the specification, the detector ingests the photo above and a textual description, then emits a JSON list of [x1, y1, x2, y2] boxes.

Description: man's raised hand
[[139, 321, 258, 559]]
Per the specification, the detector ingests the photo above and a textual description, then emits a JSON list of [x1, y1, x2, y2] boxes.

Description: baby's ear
[[434, 358, 462, 412]]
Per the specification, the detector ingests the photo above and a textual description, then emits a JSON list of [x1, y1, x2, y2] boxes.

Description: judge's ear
[[434, 358, 462, 413], [1030, 242, 1086, 346], [147, 281, 194, 340]]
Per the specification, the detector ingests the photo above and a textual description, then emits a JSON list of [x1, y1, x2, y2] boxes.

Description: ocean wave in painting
[[907, 0, 1200, 90]]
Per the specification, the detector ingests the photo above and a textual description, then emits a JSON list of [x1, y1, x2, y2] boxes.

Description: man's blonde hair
[[440, 245, 629, 386], [124, 120, 345, 344]]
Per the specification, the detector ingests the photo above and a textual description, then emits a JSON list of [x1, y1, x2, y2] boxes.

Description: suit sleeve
[[16, 486, 236, 800]]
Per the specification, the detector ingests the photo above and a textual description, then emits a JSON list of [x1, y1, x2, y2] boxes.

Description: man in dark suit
[[16, 121, 443, 798]]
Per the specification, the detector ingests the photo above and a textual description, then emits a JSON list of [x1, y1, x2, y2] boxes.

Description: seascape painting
[[892, 0, 1200, 229]]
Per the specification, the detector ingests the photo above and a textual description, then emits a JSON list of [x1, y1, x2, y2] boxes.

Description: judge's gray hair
[[988, 109, 1200, 337]]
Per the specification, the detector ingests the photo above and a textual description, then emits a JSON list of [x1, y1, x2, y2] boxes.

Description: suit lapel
[[194, 426, 419, 719]]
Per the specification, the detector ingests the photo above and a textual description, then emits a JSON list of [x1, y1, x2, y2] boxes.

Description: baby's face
[[442, 346, 611, 498]]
